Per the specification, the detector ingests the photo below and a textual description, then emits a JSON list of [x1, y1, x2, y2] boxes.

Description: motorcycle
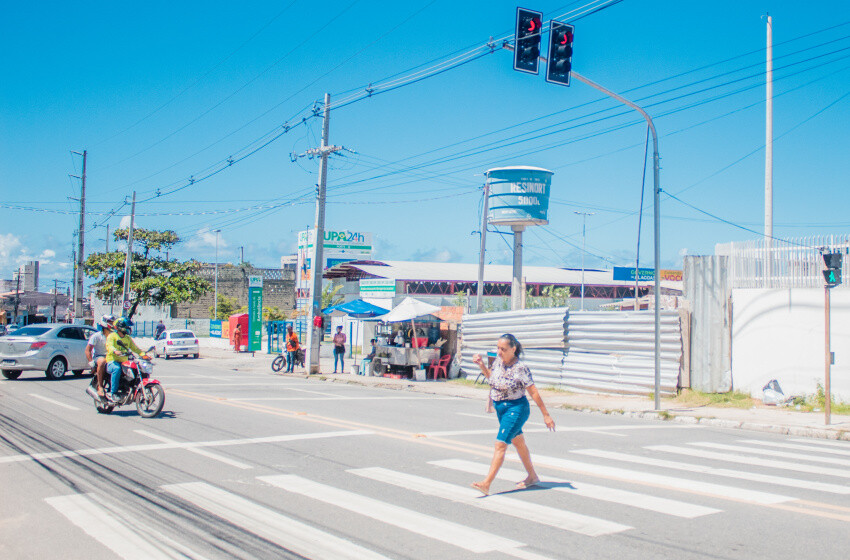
[[85, 345, 165, 418]]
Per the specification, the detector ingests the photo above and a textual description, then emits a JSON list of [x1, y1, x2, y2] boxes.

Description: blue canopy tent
[[322, 299, 390, 367]]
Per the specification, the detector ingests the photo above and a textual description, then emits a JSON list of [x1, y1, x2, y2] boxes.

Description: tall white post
[[765, 14, 774, 286], [214, 229, 221, 319], [574, 211, 594, 310], [511, 225, 525, 310]]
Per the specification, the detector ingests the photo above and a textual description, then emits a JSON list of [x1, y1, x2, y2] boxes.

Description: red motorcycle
[[86, 345, 165, 418]]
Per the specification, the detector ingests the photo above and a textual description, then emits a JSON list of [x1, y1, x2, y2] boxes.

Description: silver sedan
[[0, 323, 97, 380], [154, 330, 200, 359]]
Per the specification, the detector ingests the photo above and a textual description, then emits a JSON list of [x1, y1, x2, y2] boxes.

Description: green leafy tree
[[210, 295, 240, 320], [85, 228, 211, 320], [322, 283, 344, 310], [264, 306, 287, 321], [452, 290, 468, 308], [526, 285, 571, 309]]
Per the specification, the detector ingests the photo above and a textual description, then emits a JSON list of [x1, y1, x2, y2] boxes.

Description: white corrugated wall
[[460, 308, 681, 396]]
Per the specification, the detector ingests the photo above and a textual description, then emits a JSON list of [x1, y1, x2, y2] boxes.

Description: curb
[[268, 370, 850, 442]]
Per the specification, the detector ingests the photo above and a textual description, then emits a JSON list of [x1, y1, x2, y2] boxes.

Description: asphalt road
[[2, 358, 848, 560]]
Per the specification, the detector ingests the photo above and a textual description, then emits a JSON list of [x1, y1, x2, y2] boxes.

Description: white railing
[[716, 235, 850, 289]]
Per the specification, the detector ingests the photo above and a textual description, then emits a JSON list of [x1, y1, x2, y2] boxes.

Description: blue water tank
[[486, 166, 554, 226]]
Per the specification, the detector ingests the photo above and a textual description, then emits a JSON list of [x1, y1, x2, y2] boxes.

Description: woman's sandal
[[515, 478, 540, 490], [470, 482, 490, 496]]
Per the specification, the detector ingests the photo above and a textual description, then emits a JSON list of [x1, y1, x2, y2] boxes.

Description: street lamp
[[574, 212, 594, 311], [214, 230, 221, 320]]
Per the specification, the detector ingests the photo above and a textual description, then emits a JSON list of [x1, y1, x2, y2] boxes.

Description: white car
[[154, 330, 199, 359], [0, 323, 97, 379]]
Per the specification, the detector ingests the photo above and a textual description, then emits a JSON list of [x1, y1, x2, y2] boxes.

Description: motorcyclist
[[85, 315, 114, 398], [105, 318, 150, 402]]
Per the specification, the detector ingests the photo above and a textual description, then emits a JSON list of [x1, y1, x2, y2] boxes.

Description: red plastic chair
[[427, 354, 452, 380]]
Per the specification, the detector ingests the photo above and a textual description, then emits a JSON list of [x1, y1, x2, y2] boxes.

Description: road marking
[[430, 459, 721, 519], [134, 430, 252, 469], [163, 482, 391, 560], [421, 427, 555, 437], [350, 467, 630, 536], [45, 493, 208, 560], [689, 441, 850, 467], [224, 396, 458, 401], [573, 449, 850, 495], [790, 438, 850, 449], [456, 412, 704, 434], [259, 474, 525, 553], [741, 439, 850, 457], [646, 444, 850, 479], [29, 393, 80, 411], [521, 452, 794, 504], [0, 430, 372, 465]]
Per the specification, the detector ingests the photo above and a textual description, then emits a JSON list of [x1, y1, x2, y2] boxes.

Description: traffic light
[[823, 252, 843, 287], [547, 20, 574, 86], [514, 8, 543, 74]]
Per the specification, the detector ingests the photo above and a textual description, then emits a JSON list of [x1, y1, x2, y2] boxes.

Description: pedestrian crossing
[[42, 435, 850, 559]]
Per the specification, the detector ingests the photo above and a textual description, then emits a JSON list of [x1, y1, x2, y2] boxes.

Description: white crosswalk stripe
[[429, 459, 721, 518], [163, 481, 392, 560], [573, 449, 850, 495], [45, 493, 209, 560], [790, 438, 850, 450], [258, 474, 551, 556], [349, 466, 631, 536], [741, 438, 850, 457], [522, 453, 796, 503], [646, 444, 850, 479], [689, 441, 850, 467]]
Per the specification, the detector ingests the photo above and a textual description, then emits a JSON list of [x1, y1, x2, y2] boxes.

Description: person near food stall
[[332, 325, 346, 373]]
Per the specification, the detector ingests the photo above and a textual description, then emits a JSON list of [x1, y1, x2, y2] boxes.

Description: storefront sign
[[210, 320, 222, 338], [613, 267, 683, 282], [359, 278, 396, 298], [247, 276, 263, 351]]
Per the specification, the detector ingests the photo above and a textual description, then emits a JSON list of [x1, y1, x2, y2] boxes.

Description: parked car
[[0, 325, 7, 337], [154, 330, 199, 359], [0, 323, 97, 380]]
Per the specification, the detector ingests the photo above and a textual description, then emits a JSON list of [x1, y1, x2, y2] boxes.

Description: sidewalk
[[188, 341, 850, 442]]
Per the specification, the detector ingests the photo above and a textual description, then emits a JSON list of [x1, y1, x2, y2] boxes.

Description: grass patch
[[448, 378, 486, 388], [789, 384, 850, 414], [671, 389, 757, 409]]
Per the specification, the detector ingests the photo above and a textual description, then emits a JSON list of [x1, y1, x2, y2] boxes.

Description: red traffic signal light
[[547, 20, 574, 86], [514, 8, 543, 74]]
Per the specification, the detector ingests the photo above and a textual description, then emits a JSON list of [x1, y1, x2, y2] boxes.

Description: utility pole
[[72, 150, 87, 320], [293, 93, 345, 374], [574, 211, 594, 311], [475, 180, 491, 313], [53, 279, 59, 322], [13, 268, 21, 324], [105, 224, 110, 253], [121, 191, 136, 314], [214, 230, 221, 319], [764, 14, 774, 287]]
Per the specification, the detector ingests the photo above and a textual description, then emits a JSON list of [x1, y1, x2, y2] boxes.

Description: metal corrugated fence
[[460, 308, 681, 396]]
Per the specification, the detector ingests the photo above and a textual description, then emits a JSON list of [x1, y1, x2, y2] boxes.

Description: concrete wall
[[731, 288, 850, 402], [172, 265, 295, 319]]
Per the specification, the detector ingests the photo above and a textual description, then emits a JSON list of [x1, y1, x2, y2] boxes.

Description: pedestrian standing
[[154, 320, 166, 339], [332, 325, 346, 373], [285, 325, 300, 372], [470, 333, 555, 495], [233, 324, 242, 353]]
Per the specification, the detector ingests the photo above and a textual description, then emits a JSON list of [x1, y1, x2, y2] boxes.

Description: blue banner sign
[[210, 320, 222, 338], [486, 166, 553, 226], [613, 267, 656, 281]]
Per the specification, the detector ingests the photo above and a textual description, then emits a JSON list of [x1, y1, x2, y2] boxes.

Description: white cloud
[[0, 233, 22, 263], [119, 215, 132, 229], [186, 227, 227, 250], [40, 249, 56, 259]]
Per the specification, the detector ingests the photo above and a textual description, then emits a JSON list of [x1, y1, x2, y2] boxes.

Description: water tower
[[484, 166, 554, 310]]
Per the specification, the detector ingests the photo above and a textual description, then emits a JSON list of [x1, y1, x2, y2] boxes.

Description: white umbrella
[[377, 297, 441, 323]]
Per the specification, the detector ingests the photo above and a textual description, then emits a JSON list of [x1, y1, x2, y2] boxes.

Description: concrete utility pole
[[574, 211, 594, 311], [53, 279, 59, 322], [13, 268, 21, 323], [475, 180, 491, 313], [105, 224, 109, 253], [121, 191, 136, 314], [214, 230, 221, 319], [764, 14, 774, 286], [511, 225, 525, 311], [72, 150, 87, 319], [295, 93, 345, 374]]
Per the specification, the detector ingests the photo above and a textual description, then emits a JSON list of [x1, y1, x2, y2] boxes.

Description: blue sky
[[2, 0, 849, 289]]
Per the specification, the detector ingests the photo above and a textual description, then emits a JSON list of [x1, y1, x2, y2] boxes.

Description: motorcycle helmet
[[113, 317, 132, 335], [100, 314, 115, 329]]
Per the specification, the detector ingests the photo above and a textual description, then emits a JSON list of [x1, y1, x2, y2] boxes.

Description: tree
[[85, 228, 211, 320], [210, 295, 240, 320], [526, 285, 571, 309], [264, 306, 287, 321], [322, 283, 344, 310]]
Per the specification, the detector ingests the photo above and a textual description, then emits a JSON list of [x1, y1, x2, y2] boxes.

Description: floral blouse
[[489, 357, 534, 401]]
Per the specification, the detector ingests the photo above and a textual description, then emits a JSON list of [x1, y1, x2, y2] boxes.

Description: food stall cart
[[368, 297, 443, 379]]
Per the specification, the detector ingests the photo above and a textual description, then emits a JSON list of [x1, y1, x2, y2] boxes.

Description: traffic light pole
[[569, 70, 663, 410], [824, 284, 831, 425]]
